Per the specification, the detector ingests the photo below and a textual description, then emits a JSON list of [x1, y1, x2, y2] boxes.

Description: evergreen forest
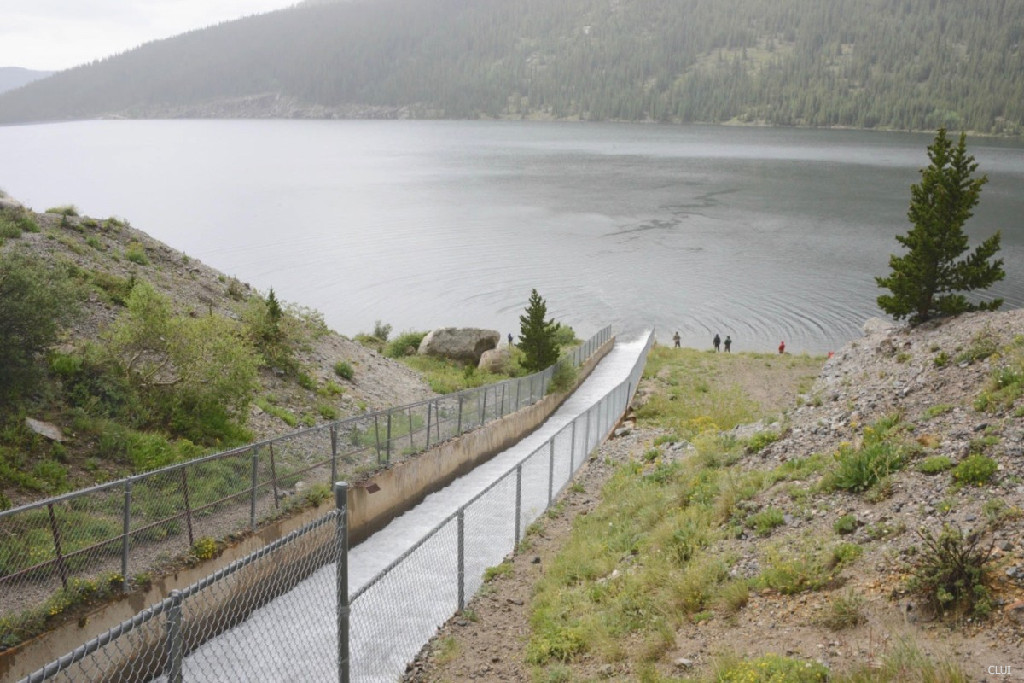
[[0, 0, 1021, 134]]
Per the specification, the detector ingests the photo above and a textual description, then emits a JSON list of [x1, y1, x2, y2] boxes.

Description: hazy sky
[[0, 1, 300, 71]]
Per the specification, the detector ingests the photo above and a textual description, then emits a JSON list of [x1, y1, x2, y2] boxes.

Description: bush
[[385, 331, 427, 358], [714, 653, 828, 682], [0, 251, 83, 398], [745, 430, 780, 453], [917, 455, 953, 475], [951, 455, 997, 486], [333, 361, 354, 380], [828, 439, 905, 493], [547, 359, 577, 394], [747, 507, 785, 536], [373, 320, 392, 341], [122, 242, 147, 264], [833, 514, 858, 535], [908, 524, 994, 618]]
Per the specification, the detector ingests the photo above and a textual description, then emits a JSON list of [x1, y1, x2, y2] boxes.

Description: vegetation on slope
[[0, 196, 421, 510], [0, 0, 1021, 134]]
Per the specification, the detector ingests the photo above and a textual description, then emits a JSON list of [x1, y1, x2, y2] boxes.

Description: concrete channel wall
[[2, 338, 613, 682]]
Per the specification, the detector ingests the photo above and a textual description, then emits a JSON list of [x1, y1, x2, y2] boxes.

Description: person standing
[[713, 333, 721, 352], [723, 335, 731, 352], [672, 331, 681, 347], [778, 341, 786, 354]]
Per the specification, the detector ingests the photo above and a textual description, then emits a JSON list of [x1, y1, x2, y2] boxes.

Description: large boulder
[[418, 328, 500, 364], [478, 347, 510, 373]]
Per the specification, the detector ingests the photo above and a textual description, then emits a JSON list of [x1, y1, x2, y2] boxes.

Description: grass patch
[[951, 455, 997, 486], [824, 416, 907, 493], [917, 455, 953, 476]]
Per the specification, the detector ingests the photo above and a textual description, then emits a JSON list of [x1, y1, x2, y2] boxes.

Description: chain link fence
[[0, 328, 609, 633], [18, 327, 647, 682]]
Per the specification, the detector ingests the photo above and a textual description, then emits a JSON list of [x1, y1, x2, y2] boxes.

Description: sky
[[0, 1, 301, 72]]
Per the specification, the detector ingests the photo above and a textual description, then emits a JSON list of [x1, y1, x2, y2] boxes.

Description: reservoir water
[[0, 120, 1021, 353]]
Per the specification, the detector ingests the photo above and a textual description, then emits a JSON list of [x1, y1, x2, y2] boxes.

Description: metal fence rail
[[22, 329, 652, 682], [0, 327, 610, 627]]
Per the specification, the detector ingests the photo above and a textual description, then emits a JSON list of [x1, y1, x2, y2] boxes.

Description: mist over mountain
[[0, 68, 54, 95], [0, 0, 1021, 134]]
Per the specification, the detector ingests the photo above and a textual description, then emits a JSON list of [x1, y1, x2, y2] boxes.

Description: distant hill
[[0, 0, 1021, 134], [0, 67, 53, 95]]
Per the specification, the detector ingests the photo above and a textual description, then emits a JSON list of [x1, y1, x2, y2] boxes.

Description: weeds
[[951, 455, 997, 486], [907, 524, 995, 618]]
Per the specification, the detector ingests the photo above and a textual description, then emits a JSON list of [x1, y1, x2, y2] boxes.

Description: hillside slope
[[0, 195, 433, 508], [407, 311, 1024, 680], [0, 0, 1021, 134]]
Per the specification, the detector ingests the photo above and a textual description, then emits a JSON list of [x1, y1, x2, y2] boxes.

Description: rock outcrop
[[418, 328, 500, 364], [478, 347, 510, 373]]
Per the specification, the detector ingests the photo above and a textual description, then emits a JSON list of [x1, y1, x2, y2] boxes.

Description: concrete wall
[[1, 338, 613, 681]]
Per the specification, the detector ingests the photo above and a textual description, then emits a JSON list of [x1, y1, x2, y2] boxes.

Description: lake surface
[[1, 120, 1021, 353]]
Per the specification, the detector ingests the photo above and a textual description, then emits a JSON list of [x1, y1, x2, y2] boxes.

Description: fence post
[[268, 443, 280, 510], [547, 440, 555, 506], [457, 509, 465, 611], [584, 409, 591, 457], [409, 410, 415, 453], [122, 478, 132, 591], [335, 482, 350, 683], [515, 378, 521, 411], [181, 469, 194, 546], [330, 425, 338, 487], [480, 388, 487, 425], [425, 402, 432, 450], [250, 447, 259, 531], [166, 590, 183, 683], [514, 464, 523, 548], [373, 414, 382, 464], [46, 503, 68, 590], [386, 411, 393, 463], [457, 395, 463, 434], [570, 420, 577, 473]]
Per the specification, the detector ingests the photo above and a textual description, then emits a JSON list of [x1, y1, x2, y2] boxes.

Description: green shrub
[[956, 330, 999, 364], [747, 507, 785, 536], [933, 351, 950, 367], [385, 331, 427, 358], [823, 590, 866, 630], [833, 514, 858, 535], [297, 371, 317, 391], [828, 439, 905, 493], [373, 320, 392, 341], [951, 455, 997, 486], [190, 537, 219, 561], [45, 204, 79, 217], [908, 524, 994, 618], [318, 404, 339, 420], [547, 359, 577, 394], [745, 430, 780, 453], [333, 361, 354, 380], [917, 455, 953, 475], [713, 653, 828, 682], [125, 242, 148, 265]]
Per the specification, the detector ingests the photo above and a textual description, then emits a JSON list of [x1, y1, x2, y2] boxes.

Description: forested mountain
[[1, 0, 1022, 134], [0, 68, 53, 95]]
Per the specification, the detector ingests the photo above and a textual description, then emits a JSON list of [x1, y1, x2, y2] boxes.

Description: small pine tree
[[518, 289, 561, 372], [876, 129, 1004, 324]]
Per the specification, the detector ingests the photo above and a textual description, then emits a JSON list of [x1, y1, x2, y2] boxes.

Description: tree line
[[0, 0, 1021, 134]]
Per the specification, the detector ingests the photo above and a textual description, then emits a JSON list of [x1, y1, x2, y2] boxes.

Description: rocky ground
[[404, 310, 1024, 681]]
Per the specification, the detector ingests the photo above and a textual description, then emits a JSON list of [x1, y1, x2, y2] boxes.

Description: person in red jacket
[[778, 341, 786, 354]]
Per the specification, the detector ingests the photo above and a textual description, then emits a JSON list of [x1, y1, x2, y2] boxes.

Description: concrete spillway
[[173, 334, 650, 682]]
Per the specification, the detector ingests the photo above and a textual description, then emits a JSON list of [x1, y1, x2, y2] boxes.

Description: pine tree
[[876, 129, 1004, 324], [518, 289, 561, 372]]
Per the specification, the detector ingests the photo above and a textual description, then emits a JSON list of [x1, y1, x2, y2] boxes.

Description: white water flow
[[176, 334, 650, 682]]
